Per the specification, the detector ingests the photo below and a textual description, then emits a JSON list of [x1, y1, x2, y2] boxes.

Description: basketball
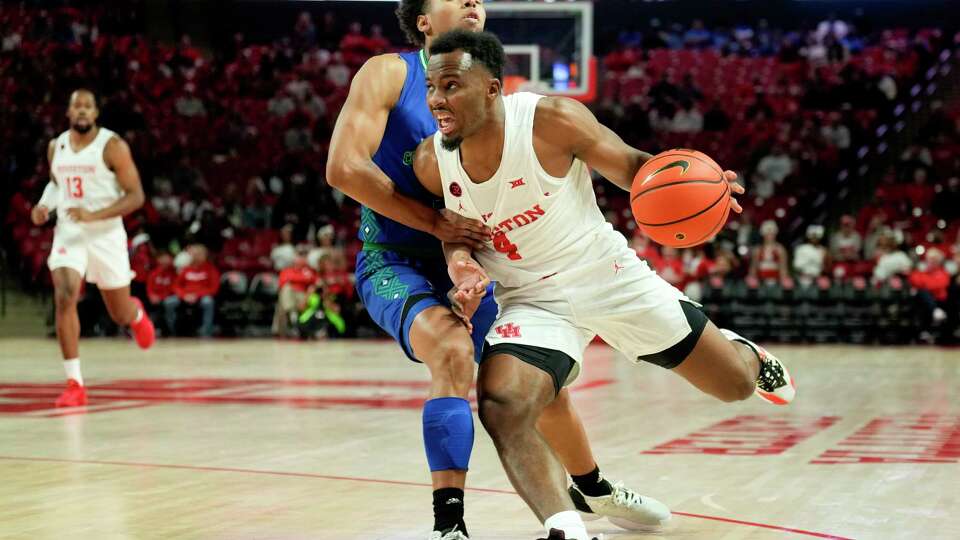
[[630, 149, 731, 248]]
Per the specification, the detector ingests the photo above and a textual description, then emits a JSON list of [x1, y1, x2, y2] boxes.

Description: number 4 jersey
[[433, 93, 694, 381], [51, 127, 124, 230], [433, 92, 623, 289]]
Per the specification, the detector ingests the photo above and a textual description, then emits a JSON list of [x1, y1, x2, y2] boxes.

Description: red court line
[[668, 511, 853, 539], [0, 455, 853, 539], [0, 456, 516, 495], [38, 403, 154, 418]]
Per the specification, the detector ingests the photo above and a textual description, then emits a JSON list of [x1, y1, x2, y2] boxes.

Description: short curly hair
[[430, 30, 505, 82], [396, 0, 429, 47]]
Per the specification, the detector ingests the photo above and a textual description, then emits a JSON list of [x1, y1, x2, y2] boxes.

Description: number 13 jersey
[[51, 127, 123, 230], [433, 92, 622, 289]]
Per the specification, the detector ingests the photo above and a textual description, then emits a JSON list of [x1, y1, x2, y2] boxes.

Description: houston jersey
[[434, 92, 623, 288], [51, 127, 124, 229]]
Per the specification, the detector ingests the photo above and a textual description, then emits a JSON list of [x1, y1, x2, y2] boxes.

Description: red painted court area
[[813, 413, 960, 464], [6, 377, 959, 468], [643, 415, 841, 456], [0, 377, 615, 416]]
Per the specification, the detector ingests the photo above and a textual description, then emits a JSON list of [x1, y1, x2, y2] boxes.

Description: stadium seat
[[218, 271, 250, 336], [246, 272, 280, 332]]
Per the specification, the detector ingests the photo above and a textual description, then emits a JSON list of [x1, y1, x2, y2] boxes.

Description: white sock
[[63, 358, 83, 386], [132, 305, 143, 325], [544, 511, 589, 540]]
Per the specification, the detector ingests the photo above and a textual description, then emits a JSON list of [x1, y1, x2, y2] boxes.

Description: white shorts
[[485, 245, 693, 387], [47, 221, 134, 289]]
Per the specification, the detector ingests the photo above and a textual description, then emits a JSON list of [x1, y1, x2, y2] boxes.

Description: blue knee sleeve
[[423, 397, 474, 472]]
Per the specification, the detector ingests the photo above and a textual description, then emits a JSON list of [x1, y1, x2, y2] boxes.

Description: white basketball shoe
[[428, 526, 468, 540], [569, 481, 671, 530]]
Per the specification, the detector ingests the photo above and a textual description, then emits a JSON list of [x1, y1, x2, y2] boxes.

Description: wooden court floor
[[1, 338, 958, 540]]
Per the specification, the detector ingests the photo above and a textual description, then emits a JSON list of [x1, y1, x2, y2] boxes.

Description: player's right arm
[[412, 138, 488, 327], [537, 97, 745, 212], [31, 139, 58, 226], [326, 54, 488, 248], [412, 137, 488, 273]]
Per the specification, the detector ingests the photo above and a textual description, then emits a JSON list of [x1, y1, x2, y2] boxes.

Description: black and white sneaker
[[536, 528, 601, 540], [721, 329, 796, 405], [537, 529, 566, 540], [570, 482, 671, 530], [428, 526, 468, 540]]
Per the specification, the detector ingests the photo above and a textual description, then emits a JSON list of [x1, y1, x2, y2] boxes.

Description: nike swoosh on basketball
[[640, 159, 690, 186]]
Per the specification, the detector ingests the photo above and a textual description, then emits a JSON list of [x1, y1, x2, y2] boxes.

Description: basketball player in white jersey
[[412, 31, 797, 540], [30, 89, 156, 408], [330, 3, 669, 538]]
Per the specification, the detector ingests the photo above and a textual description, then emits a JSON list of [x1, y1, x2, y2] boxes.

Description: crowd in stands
[[2, 4, 958, 343], [592, 16, 960, 342], [624, 89, 960, 343], [605, 14, 878, 59]]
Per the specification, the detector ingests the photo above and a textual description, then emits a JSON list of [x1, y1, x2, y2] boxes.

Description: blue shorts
[[356, 246, 498, 363]]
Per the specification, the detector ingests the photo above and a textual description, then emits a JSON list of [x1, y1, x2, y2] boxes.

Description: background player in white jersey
[[413, 31, 797, 540], [30, 89, 156, 408]]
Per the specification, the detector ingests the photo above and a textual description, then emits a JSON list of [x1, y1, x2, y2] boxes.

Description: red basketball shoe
[[753, 346, 797, 405], [720, 329, 796, 405], [55, 379, 87, 407], [130, 298, 155, 349]]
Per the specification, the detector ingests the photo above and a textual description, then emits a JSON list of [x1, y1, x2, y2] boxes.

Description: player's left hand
[[447, 259, 489, 331], [448, 285, 485, 333], [31, 205, 50, 225], [66, 207, 96, 222], [724, 170, 744, 214], [448, 259, 490, 293], [433, 209, 491, 251]]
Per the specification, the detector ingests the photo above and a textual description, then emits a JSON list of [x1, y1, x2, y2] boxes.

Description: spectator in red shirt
[[167, 245, 221, 337], [631, 231, 663, 271], [682, 245, 716, 302], [129, 229, 154, 301], [658, 246, 686, 289], [685, 246, 716, 283], [319, 251, 355, 301], [273, 252, 319, 337], [910, 248, 951, 343], [910, 248, 950, 301], [339, 21, 371, 67], [367, 24, 389, 55], [147, 252, 178, 333]]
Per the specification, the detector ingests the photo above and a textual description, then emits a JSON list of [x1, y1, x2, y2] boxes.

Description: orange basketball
[[630, 149, 731, 248]]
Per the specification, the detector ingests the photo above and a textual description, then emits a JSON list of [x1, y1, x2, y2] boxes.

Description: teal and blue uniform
[[354, 50, 497, 362]]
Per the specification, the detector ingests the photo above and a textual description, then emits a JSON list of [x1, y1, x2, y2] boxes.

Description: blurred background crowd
[[2, 0, 959, 344]]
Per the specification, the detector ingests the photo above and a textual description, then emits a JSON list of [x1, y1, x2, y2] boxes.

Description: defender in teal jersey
[[327, 2, 666, 538]]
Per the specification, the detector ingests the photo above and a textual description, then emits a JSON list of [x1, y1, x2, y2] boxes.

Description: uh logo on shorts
[[495, 323, 521, 338]]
